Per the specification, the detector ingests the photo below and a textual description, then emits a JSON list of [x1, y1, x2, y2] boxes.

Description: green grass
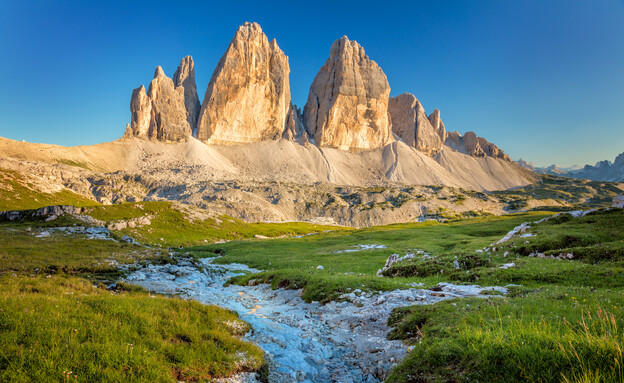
[[0, 275, 264, 382], [0, 224, 267, 382], [0, 168, 98, 211], [381, 208, 624, 382], [83, 201, 347, 247], [0, 227, 158, 282], [386, 289, 624, 383], [189, 212, 552, 302], [188, 208, 624, 381]]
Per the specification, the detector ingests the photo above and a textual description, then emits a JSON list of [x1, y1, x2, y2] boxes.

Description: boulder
[[196, 22, 294, 144], [389, 93, 444, 156], [303, 36, 394, 150]]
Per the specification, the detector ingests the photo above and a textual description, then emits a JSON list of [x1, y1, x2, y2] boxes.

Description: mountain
[[0, 22, 539, 226], [304, 36, 393, 150], [517, 153, 624, 182], [196, 22, 298, 144], [569, 153, 624, 182]]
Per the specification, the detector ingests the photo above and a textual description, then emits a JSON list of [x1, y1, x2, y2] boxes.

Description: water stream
[[126, 258, 506, 383]]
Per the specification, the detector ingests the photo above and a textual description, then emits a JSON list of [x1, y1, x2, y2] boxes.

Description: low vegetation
[[0, 225, 265, 382], [191, 208, 624, 382], [1, 171, 623, 382], [192, 212, 553, 302], [0, 168, 97, 211], [0, 275, 263, 382], [491, 174, 623, 212], [84, 201, 348, 247]]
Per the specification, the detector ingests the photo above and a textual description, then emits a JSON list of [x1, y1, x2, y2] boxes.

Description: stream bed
[[126, 258, 507, 383]]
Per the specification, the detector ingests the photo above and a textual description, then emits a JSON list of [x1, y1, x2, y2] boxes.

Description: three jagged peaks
[[126, 22, 511, 162]]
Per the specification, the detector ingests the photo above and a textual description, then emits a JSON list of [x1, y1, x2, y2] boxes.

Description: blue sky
[[1, 0, 622, 167]]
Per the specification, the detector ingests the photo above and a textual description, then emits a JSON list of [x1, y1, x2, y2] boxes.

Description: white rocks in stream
[[126, 258, 508, 383]]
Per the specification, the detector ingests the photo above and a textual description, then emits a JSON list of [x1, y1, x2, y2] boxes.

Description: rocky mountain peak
[[128, 60, 196, 142], [445, 131, 511, 161], [172, 56, 200, 133], [303, 36, 393, 150], [196, 22, 294, 144], [154, 66, 165, 78], [389, 93, 445, 156]]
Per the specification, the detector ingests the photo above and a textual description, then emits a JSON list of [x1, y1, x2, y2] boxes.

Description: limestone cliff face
[[303, 36, 394, 150], [427, 109, 447, 143], [173, 56, 200, 133], [446, 131, 511, 161], [129, 59, 198, 142], [196, 22, 293, 144], [389, 93, 445, 156]]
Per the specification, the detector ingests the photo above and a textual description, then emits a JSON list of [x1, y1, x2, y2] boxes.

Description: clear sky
[[1, 0, 623, 167]]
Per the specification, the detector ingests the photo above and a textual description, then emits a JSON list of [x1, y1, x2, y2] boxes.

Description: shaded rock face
[[196, 22, 293, 144], [173, 56, 200, 133], [129, 60, 198, 142], [283, 105, 309, 143], [389, 93, 445, 156], [303, 36, 393, 150], [445, 131, 511, 161]]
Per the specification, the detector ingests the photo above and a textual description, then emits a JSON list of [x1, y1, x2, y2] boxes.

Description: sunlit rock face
[[446, 131, 511, 161], [196, 22, 294, 144], [129, 60, 198, 143], [389, 93, 445, 156], [303, 36, 394, 150]]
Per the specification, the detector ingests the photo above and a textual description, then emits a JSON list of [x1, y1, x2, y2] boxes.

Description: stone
[[121, 235, 139, 244], [173, 56, 201, 133], [613, 194, 624, 208], [196, 22, 294, 144], [303, 36, 394, 150], [129, 59, 197, 142], [389, 93, 445, 156]]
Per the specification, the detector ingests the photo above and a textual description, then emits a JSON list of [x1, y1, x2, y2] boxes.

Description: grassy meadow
[[191, 208, 624, 382], [1, 168, 623, 382], [0, 225, 266, 382]]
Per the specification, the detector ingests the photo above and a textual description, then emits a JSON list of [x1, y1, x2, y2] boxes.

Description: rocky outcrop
[[173, 56, 200, 133], [196, 22, 294, 144], [0, 205, 103, 226], [129, 59, 198, 142], [389, 93, 445, 156], [613, 194, 624, 208], [427, 109, 447, 143], [446, 131, 511, 161], [303, 36, 393, 150]]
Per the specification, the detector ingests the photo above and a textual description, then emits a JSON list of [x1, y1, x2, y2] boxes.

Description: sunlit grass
[[0, 275, 264, 382]]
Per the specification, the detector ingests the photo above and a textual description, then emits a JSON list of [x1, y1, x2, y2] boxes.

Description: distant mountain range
[[517, 153, 624, 182]]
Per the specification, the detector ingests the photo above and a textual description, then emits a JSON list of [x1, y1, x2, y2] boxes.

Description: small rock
[[316, 265, 324, 270]]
